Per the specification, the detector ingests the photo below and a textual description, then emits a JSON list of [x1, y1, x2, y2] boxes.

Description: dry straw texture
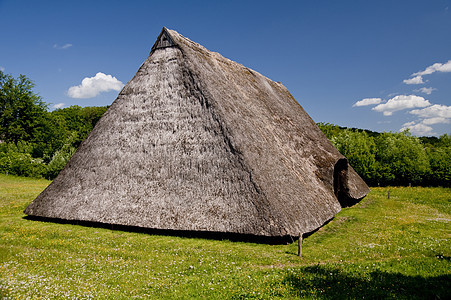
[[25, 28, 369, 239]]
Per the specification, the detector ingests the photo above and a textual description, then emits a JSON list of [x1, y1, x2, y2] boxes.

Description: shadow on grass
[[282, 265, 450, 299], [23, 215, 294, 245]]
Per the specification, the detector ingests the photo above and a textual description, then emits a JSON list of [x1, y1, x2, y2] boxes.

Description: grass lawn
[[0, 174, 449, 299]]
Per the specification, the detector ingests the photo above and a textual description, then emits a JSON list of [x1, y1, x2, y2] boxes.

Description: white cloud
[[400, 122, 434, 136], [409, 104, 451, 119], [372, 95, 431, 116], [53, 103, 65, 109], [53, 43, 73, 50], [0, 66, 4, 72], [414, 87, 436, 95], [422, 117, 450, 125], [413, 60, 451, 76], [353, 98, 382, 107], [399, 104, 451, 135], [67, 72, 124, 99], [403, 75, 424, 85], [404, 60, 451, 85], [402, 121, 416, 127]]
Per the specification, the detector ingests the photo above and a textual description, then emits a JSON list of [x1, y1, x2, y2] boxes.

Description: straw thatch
[[24, 27, 369, 239]]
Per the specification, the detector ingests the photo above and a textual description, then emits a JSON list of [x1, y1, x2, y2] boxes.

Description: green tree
[[0, 71, 48, 143], [374, 131, 430, 186], [51, 105, 108, 148], [0, 72, 109, 178], [331, 129, 377, 184], [425, 134, 450, 187], [317, 122, 343, 140]]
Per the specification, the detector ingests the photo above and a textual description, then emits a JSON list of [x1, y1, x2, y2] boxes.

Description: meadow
[[0, 174, 449, 299]]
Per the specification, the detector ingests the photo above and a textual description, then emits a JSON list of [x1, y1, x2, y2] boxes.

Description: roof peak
[[151, 27, 176, 53]]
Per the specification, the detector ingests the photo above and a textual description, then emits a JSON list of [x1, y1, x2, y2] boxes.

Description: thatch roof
[[24, 27, 369, 239]]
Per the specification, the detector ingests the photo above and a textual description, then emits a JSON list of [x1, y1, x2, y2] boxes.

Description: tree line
[[1, 72, 449, 186], [318, 123, 450, 187], [0, 71, 107, 179]]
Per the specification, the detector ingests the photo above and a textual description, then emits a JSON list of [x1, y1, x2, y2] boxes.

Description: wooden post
[[298, 233, 303, 257], [387, 190, 390, 199]]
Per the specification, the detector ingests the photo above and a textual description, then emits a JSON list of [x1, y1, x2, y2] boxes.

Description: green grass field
[[0, 174, 449, 299]]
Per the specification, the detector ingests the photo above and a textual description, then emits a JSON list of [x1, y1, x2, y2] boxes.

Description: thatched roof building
[[24, 28, 369, 240]]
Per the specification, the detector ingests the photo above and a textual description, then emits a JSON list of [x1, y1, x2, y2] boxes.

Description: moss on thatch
[[24, 28, 369, 240]]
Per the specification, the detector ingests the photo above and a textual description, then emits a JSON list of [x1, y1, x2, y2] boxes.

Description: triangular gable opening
[[151, 27, 175, 52]]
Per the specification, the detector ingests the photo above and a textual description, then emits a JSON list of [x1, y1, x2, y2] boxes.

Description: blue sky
[[1, 0, 450, 136]]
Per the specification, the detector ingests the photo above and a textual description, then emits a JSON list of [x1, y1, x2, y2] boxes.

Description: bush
[[43, 133, 77, 179], [0, 142, 46, 177]]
